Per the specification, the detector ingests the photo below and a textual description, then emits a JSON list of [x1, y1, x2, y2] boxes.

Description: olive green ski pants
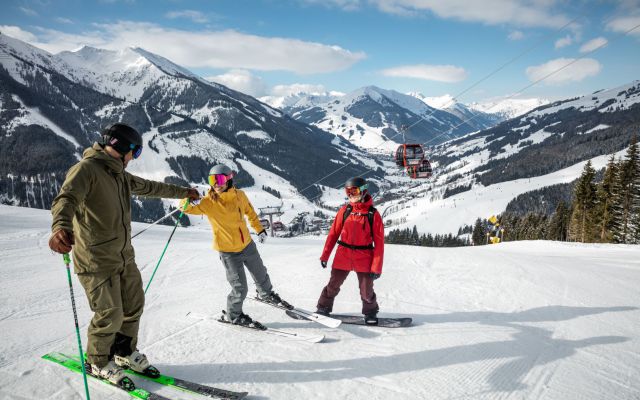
[[77, 261, 144, 366]]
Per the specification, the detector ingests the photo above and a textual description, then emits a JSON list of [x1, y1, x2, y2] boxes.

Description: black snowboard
[[286, 310, 412, 328]]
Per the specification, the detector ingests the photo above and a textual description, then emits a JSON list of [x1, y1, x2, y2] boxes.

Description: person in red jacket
[[316, 177, 385, 325]]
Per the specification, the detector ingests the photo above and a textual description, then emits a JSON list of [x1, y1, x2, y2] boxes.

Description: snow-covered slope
[[0, 33, 378, 221], [375, 80, 640, 234], [260, 91, 343, 113], [382, 148, 628, 235], [285, 86, 484, 152], [469, 97, 550, 119], [56, 46, 207, 102], [409, 92, 503, 131], [1, 205, 639, 399]]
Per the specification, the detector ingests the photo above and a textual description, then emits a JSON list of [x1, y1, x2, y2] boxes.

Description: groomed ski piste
[[1, 204, 639, 399]]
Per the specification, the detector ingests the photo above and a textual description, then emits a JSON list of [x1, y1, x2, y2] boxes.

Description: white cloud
[[7, 22, 366, 74], [271, 83, 328, 97], [165, 10, 208, 24], [579, 37, 608, 53], [299, 0, 362, 11], [554, 34, 573, 49], [525, 58, 602, 85], [381, 64, 467, 83], [207, 69, 269, 97], [0, 25, 38, 42], [606, 16, 640, 37], [508, 30, 524, 40], [370, 0, 570, 28], [55, 17, 74, 24], [19, 7, 38, 16]]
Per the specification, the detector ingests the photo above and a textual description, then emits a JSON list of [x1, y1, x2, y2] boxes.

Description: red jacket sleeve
[[370, 211, 385, 274], [320, 206, 346, 261]]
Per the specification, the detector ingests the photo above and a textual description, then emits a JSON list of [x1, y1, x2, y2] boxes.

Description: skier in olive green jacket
[[48, 123, 200, 388]]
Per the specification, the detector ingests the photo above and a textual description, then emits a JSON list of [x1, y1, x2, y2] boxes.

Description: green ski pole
[[63, 253, 91, 400], [144, 202, 189, 294]]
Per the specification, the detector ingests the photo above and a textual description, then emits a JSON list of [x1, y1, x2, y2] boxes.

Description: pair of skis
[[208, 299, 334, 344], [43, 352, 248, 400], [214, 297, 411, 343], [252, 296, 413, 328]]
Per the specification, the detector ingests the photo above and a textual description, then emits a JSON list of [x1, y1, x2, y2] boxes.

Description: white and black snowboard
[[286, 310, 412, 328]]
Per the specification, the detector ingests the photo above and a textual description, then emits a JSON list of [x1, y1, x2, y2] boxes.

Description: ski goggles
[[345, 184, 367, 196], [130, 143, 143, 159], [208, 173, 234, 186]]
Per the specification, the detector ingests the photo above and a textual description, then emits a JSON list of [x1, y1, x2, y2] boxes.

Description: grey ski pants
[[218, 241, 273, 320]]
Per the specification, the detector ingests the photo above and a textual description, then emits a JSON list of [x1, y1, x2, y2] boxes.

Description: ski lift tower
[[259, 205, 284, 237]]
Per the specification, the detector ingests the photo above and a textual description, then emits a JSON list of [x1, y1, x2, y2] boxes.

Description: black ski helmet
[[101, 123, 143, 158], [345, 177, 368, 197]]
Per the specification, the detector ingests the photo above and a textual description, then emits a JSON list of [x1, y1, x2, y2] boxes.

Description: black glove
[[320, 260, 328, 269], [369, 273, 381, 280], [257, 230, 267, 244]]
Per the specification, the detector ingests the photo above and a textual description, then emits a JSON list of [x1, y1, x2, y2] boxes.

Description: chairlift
[[272, 221, 285, 231]]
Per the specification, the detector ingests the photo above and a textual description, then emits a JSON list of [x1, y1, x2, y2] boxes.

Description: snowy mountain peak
[[409, 93, 457, 110], [54, 44, 212, 102], [469, 97, 550, 119], [0, 32, 94, 88], [130, 47, 202, 80], [260, 91, 341, 111], [346, 85, 388, 104], [58, 46, 142, 74]]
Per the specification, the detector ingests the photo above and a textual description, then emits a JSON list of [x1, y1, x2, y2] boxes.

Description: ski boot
[[86, 360, 135, 391], [364, 311, 379, 325], [221, 310, 267, 330], [315, 306, 331, 317], [258, 290, 293, 310], [114, 350, 160, 378]]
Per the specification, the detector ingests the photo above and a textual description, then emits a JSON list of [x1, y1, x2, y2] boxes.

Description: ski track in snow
[[0, 205, 639, 399]]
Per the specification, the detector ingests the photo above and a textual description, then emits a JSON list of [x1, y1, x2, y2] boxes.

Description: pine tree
[[472, 218, 485, 245], [611, 137, 640, 243], [569, 160, 597, 242], [547, 201, 569, 241], [411, 225, 420, 245], [595, 155, 618, 242]]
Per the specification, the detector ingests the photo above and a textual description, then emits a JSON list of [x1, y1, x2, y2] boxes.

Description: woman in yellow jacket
[[181, 164, 291, 328]]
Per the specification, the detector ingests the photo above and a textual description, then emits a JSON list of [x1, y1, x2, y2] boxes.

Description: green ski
[[62, 353, 248, 400], [43, 352, 171, 400]]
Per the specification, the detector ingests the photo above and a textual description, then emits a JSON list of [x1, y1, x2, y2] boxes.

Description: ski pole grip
[[63, 253, 71, 265]]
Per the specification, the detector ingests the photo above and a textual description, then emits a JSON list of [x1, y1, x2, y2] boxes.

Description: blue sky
[[2, 0, 639, 103]]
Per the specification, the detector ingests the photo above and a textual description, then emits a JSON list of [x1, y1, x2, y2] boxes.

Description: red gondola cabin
[[395, 144, 425, 167]]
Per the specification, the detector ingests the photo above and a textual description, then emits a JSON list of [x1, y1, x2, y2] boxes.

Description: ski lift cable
[[294, 14, 585, 196], [416, 20, 640, 150], [394, 14, 585, 141], [303, 21, 640, 205]]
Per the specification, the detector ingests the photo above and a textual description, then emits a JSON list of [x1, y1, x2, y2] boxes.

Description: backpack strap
[[367, 206, 376, 241], [337, 204, 377, 249], [342, 204, 353, 226]]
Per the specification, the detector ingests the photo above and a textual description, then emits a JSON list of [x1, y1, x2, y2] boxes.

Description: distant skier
[[316, 177, 385, 324], [48, 123, 200, 388], [181, 164, 291, 328]]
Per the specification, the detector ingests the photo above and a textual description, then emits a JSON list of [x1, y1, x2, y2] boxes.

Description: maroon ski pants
[[317, 269, 379, 315]]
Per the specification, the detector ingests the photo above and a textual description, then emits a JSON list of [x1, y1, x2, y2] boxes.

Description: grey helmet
[[209, 164, 232, 176]]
